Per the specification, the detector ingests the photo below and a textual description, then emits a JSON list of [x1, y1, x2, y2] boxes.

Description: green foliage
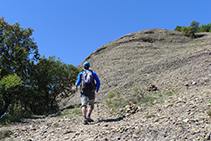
[[145, 113, 155, 118], [181, 26, 189, 35], [132, 85, 140, 96], [104, 85, 179, 115], [0, 70, 22, 91], [58, 107, 82, 119], [181, 21, 199, 38], [188, 25, 198, 38], [199, 23, 211, 32], [29, 56, 80, 114], [0, 17, 80, 119], [140, 95, 157, 105], [0, 72, 23, 119], [199, 24, 209, 32], [0, 17, 40, 116], [108, 92, 115, 100], [190, 21, 200, 29], [0, 102, 32, 125], [104, 99, 112, 107], [207, 110, 211, 116], [104, 90, 126, 115], [174, 26, 182, 32], [8, 102, 23, 117], [175, 21, 211, 38]]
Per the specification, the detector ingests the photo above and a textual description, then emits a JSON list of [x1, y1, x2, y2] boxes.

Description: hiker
[[75, 61, 101, 125]]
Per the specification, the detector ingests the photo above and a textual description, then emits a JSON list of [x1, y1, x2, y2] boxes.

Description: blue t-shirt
[[76, 69, 100, 91]]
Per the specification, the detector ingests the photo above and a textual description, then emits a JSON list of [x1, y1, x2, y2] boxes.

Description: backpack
[[81, 70, 96, 91]]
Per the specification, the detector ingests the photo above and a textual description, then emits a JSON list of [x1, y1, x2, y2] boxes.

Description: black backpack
[[81, 70, 96, 91]]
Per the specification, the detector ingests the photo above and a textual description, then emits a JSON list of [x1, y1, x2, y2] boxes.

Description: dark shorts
[[81, 90, 95, 108]]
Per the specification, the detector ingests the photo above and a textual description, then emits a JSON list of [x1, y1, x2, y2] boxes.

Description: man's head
[[83, 61, 90, 69]]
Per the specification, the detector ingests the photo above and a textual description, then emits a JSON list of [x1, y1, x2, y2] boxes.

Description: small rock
[[192, 81, 197, 85], [154, 122, 159, 125], [64, 136, 69, 140], [133, 134, 139, 138], [64, 130, 75, 134]]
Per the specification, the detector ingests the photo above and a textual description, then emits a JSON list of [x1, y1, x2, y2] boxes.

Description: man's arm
[[75, 72, 82, 87], [93, 71, 100, 91]]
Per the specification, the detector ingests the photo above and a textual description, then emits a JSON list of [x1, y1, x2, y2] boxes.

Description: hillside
[[1, 28, 211, 140], [82, 28, 211, 100]]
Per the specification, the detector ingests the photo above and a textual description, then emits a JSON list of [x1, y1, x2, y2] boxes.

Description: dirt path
[[2, 88, 211, 140]]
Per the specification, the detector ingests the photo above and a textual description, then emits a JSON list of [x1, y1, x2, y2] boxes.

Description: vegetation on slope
[[0, 17, 80, 123], [175, 20, 211, 38]]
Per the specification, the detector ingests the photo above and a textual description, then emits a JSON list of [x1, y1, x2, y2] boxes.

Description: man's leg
[[87, 107, 93, 118], [82, 106, 87, 119], [87, 99, 94, 122], [81, 94, 88, 125]]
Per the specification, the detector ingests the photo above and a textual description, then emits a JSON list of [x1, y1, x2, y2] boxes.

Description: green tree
[[190, 20, 200, 31], [181, 21, 199, 38], [181, 26, 189, 36], [0, 69, 23, 116], [30, 56, 80, 113], [209, 23, 211, 32], [0, 70, 22, 91], [174, 26, 182, 32], [199, 24, 209, 32], [199, 23, 211, 32], [0, 17, 81, 117], [0, 17, 39, 116], [188, 25, 198, 38]]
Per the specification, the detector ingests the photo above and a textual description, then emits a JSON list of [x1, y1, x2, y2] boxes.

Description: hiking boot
[[83, 119, 89, 125], [87, 117, 94, 122]]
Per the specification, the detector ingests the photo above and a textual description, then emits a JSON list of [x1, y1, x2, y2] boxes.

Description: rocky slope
[[1, 29, 211, 140], [1, 88, 211, 140], [82, 29, 211, 100]]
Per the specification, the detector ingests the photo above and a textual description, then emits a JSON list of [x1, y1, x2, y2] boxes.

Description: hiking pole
[[74, 87, 77, 122], [96, 91, 100, 122]]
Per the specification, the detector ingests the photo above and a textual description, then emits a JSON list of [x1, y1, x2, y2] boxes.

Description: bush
[[107, 92, 115, 100], [174, 26, 182, 32], [145, 113, 155, 118], [207, 110, 211, 116], [104, 86, 179, 115], [175, 21, 211, 37], [182, 25, 197, 38], [181, 21, 199, 38]]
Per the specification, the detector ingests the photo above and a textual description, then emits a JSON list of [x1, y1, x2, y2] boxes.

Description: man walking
[[76, 61, 100, 125]]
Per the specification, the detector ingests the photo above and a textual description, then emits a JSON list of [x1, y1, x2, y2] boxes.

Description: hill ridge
[[81, 29, 211, 100]]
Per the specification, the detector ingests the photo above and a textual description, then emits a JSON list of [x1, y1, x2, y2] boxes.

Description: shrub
[[145, 113, 155, 118], [199, 24, 210, 32], [174, 26, 182, 32], [182, 25, 198, 38], [108, 92, 115, 100], [132, 85, 140, 96], [207, 110, 211, 116], [104, 87, 178, 115]]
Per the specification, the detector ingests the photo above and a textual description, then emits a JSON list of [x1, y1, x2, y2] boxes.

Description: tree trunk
[[0, 102, 10, 117], [45, 90, 49, 113]]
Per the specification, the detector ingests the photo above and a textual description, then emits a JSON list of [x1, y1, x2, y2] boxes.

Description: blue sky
[[1, 0, 211, 66]]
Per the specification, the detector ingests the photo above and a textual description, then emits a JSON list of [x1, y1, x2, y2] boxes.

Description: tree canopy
[[0, 17, 80, 118], [174, 20, 211, 38]]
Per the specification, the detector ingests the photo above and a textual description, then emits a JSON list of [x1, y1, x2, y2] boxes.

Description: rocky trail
[[1, 88, 211, 140]]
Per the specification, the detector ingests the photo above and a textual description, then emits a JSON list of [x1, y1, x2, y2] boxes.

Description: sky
[[1, 0, 211, 66]]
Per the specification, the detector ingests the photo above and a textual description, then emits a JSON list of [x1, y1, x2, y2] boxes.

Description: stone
[[64, 136, 69, 140], [133, 134, 139, 138]]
